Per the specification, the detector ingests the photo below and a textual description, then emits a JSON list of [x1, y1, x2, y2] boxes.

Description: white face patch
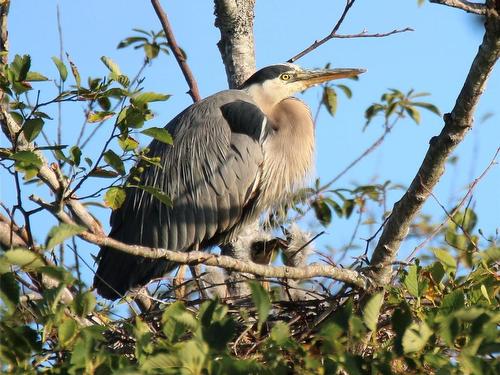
[[247, 76, 308, 113]]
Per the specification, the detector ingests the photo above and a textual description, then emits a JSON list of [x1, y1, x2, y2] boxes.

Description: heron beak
[[296, 68, 366, 87]]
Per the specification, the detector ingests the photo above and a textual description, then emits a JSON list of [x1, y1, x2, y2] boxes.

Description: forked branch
[[288, 0, 412, 63]]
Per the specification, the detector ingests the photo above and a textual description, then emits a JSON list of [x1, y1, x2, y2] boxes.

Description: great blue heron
[[94, 63, 364, 300]]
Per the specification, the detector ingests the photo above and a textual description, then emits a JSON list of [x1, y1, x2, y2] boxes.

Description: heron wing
[[94, 91, 270, 299]]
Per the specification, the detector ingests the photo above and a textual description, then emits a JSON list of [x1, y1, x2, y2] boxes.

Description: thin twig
[[288, 0, 412, 63], [330, 28, 414, 39], [150, 0, 201, 102], [406, 147, 499, 260]]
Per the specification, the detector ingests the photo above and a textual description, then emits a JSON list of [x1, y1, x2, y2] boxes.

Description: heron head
[[242, 63, 365, 110]]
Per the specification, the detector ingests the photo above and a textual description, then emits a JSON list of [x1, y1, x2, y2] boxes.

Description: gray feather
[[94, 90, 269, 299]]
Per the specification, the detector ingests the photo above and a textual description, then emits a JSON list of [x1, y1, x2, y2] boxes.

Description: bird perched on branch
[[94, 63, 365, 300]]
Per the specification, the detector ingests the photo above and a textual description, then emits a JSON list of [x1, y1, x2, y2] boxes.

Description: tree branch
[[150, 0, 201, 102], [287, 1, 413, 63], [29, 195, 369, 290], [214, 0, 256, 88], [430, 0, 487, 15], [368, 5, 500, 287], [288, 0, 356, 63]]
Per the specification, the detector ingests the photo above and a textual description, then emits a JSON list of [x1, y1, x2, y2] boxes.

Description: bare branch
[[330, 28, 414, 40], [150, 0, 201, 102], [288, 0, 356, 63], [29, 195, 370, 290], [214, 0, 256, 88], [368, 7, 500, 287], [430, 0, 487, 15]]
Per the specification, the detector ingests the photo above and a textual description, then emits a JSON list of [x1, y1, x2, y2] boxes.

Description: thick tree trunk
[[214, 0, 256, 88]]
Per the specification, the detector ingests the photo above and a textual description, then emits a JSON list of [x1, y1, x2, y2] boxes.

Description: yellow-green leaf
[[58, 318, 77, 347], [3, 248, 45, 269], [131, 92, 170, 107], [249, 282, 271, 332], [141, 127, 173, 145], [103, 150, 125, 176], [322, 86, 337, 117], [46, 223, 86, 250], [51, 56, 68, 82], [104, 186, 127, 210], [22, 118, 44, 142], [87, 111, 115, 123], [402, 321, 433, 353], [363, 292, 384, 331], [100, 56, 122, 76]]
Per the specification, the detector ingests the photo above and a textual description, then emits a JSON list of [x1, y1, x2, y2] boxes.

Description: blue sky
[[1, 1, 498, 287]]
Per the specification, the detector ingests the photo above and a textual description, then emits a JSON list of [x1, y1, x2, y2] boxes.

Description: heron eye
[[280, 73, 291, 81]]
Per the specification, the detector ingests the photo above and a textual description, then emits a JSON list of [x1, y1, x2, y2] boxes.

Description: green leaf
[[480, 284, 492, 304], [88, 167, 120, 178], [100, 56, 122, 76], [46, 223, 86, 250], [270, 321, 290, 346], [411, 101, 441, 116], [97, 97, 111, 111], [25, 71, 49, 81], [312, 198, 332, 226], [249, 282, 271, 332], [69, 146, 82, 166], [322, 86, 337, 116], [72, 291, 96, 317], [3, 248, 45, 269], [433, 248, 457, 275], [0, 273, 20, 314], [87, 111, 115, 123], [104, 186, 126, 210], [118, 135, 139, 151], [405, 106, 421, 124], [402, 321, 433, 353], [141, 127, 173, 145], [11, 150, 42, 167], [132, 185, 172, 206], [66, 54, 81, 87], [363, 292, 384, 331], [11, 54, 31, 81], [440, 290, 464, 315], [103, 149, 125, 176], [117, 36, 148, 49], [22, 118, 44, 142], [51, 56, 68, 81], [404, 264, 419, 297], [131, 92, 170, 107], [58, 318, 77, 347], [336, 84, 352, 98], [144, 43, 160, 60]]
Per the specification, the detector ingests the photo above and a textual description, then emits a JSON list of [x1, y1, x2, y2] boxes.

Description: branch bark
[[214, 0, 256, 88], [30, 196, 369, 290], [429, 0, 487, 15], [151, 0, 201, 102], [368, 3, 500, 287]]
